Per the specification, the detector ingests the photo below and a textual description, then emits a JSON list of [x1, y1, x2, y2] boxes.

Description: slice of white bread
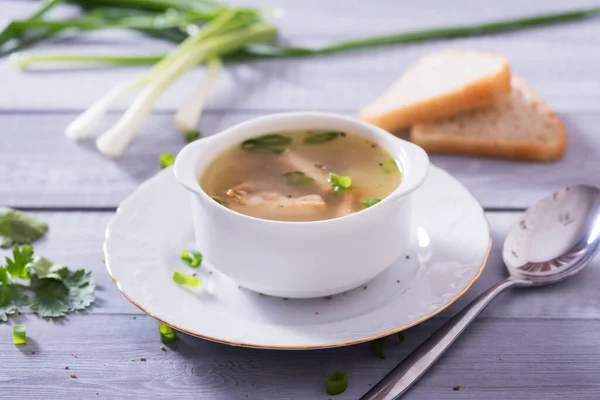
[[411, 76, 567, 161], [360, 50, 511, 132]]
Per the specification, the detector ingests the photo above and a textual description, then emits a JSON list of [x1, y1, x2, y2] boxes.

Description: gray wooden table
[[2, 0, 600, 398]]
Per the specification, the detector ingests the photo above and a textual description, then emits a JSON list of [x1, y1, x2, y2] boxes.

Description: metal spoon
[[361, 185, 600, 400]]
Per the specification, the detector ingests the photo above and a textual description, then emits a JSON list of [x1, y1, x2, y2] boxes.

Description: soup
[[201, 130, 402, 222]]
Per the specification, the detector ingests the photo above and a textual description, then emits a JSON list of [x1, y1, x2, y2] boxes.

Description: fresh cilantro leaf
[[5, 245, 34, 280], [0, 208, 48, 248], [29, 276, 70, 318], [0, 283, 29, 322], [28, 257, 67, 281], [64, 269, 95, 311], [0, 267, 8, 284], [29, 268, 95, 318]]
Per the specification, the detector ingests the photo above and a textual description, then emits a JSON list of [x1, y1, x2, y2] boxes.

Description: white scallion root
[[174, 57, 222, 133]]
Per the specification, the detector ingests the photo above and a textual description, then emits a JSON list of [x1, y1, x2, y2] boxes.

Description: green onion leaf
[[159, 323, 177, 345], [240, 134, 292, 154], [185, 130, 201, 143], [381, 159, 399, 174], [326, 370, 348, 396], [362, 198, 381, 208], [329, 173, 352, 193], [213, 197, 226, 206], [0, 208, 48, 249], [181, 250, 202, 268], [284, 171, 315, 188], [12, 324, 26, 345], [159, 153, 175, 169], [370, 337, 388, 359], [397, 331, 405, 344], [304, 131, 339, 144], [172, 269, 201, 287]]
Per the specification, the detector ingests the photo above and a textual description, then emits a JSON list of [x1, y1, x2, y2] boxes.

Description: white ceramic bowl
[[174, 112, 429, 298]]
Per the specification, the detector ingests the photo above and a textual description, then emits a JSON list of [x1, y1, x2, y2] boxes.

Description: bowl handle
[[397, 141, 430, 197], [173, 137, 216, 195]]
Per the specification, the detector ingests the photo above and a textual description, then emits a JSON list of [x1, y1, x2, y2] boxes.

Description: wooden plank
[[1, 315, 600, 399], [2, 212, 600, 320], [1, 1, 600, 111], [1, 112, 599, 208]]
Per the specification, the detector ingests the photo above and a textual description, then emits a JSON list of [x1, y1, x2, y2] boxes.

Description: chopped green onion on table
[[159, 323, 177, 344], [12, 324, 27, 345], [326, 370, 348, 396]]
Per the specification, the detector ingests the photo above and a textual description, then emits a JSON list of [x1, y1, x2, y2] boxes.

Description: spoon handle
[[360, 278, 524, 400]]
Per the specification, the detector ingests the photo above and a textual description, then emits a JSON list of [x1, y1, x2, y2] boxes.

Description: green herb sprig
[[0, 207, 48, 249], [304, 131, 339, 144], [0, 245, 95, 322], [241, 134, 292, 154], [284, 171, 315, 188]]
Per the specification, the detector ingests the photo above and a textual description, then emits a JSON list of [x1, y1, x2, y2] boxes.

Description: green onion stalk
[[9, 7, 600, 68], [66, 9, 276, 157]]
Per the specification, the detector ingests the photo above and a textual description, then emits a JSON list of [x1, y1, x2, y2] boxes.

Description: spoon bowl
[[503, 185, 600, 285]]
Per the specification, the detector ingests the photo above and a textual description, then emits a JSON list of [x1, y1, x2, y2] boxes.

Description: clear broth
[[201, 130, 402, 222]]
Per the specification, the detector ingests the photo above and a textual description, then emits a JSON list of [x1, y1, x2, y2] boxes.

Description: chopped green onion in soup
[[284, 171, 315, 188], [381, 159, 399, 174], [329, 173, 352, 193], [304, 131, 339, 144], [240, 133, 292, 154], [362, 198, 381, 208]]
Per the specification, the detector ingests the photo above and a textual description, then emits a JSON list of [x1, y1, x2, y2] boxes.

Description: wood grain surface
[[2, 0, 600, 398]]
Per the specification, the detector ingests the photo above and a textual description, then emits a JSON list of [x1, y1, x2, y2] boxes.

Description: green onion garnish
[[326, 370, 348, 395], [362, 198, 381, 208], [159, 323, 177, 345], [381, 159, 399, 174], [304, 131, 339, 144], [159, 153, 175, 169], [172, 270, 201, 287], [241, 134, 292, 154], [181, 250, 202, 268], [185, 130, 201, 143], [329, 173, 352, 193], [397, 331, 405, 344], [213, 197, 226, 206], [370, 337, 387, 359], [284, 171, 315, 188], [12, 324, 26, 345]]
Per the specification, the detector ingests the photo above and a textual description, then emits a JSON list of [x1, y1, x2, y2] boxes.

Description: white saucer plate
[[104, 165, 491, 349]]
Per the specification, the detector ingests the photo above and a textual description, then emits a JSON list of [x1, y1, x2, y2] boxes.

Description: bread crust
[[360, 52, 512, 132], [411, 77, 567, 162]]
